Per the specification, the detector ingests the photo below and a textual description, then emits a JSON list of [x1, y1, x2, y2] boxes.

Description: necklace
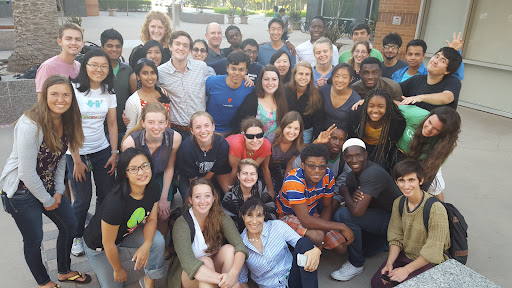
[[200, 141, 213, 157], [248, 238, 260, 242]]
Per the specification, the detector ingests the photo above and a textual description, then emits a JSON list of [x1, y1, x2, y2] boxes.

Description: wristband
[[111, 150, 119, 154]]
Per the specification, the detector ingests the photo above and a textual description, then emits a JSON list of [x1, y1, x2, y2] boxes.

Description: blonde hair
[[238, 158, 258, 172], [122, 102, 169, 145], [140, 11, 172, 47], [313, 37, 333, 52]]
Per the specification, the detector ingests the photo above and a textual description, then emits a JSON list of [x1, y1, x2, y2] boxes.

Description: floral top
[[20, 133, 68, 194], [256, 100, 277, 136]]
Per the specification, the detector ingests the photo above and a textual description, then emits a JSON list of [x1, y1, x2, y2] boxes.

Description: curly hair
[[357, 88, 404, 166], [188, 178, 225, 254], [287, 61, 323, 115], [140, 11, 172, 47], [408, 106, 461, 181]]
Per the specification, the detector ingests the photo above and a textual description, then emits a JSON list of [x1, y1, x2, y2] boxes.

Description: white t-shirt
[[190, 208, 211, 259], [68, 83, 117, 155], [295, 40, 339, 67]]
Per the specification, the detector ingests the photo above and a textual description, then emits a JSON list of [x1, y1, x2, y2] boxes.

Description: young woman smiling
[[349, 88, 405, 172], [320, 63, 361, 132], [312, 37, 335, 88], [125, 58, 171, 131], [83, 148, 165, 288], [286, 61, 323, 143], [226, 117, 275, 198], [129, 40, 165, 94], [191, 39, 217, 75], [0, 75, 89, 288], [270, 50, 292, 84], [348, 40, 371, 84], [176, 111, 232, 198], [266, 111, 305, 193], [67, 49, 118, 257], [168, 178, 248, 288], [222, 159, 277, 232], [121, 102, 181, 248], [234, 65, 288, 136]]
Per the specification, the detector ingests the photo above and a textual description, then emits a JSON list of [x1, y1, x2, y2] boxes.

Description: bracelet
[[111, 150, 119, 154]]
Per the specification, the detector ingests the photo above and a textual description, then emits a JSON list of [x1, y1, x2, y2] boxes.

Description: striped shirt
[[276, 168, 335, 216], [157, 58, 213, 126], [239, 220, 301, 287]]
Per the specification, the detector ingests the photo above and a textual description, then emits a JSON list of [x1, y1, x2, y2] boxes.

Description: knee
[[333, 207, 352, 223], [199, 256, 215, 270], [294, 237, 314, 254], [219, 244, 235, 255], [151, 231, 165, 251]]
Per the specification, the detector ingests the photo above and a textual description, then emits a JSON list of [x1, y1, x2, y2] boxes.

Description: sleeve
[[232, 93, 256, 133], [282, 175, 307, 205], [53, 152, 67, 195], [387, 198, 404, 249], [211, 138, 230, 174], [358, 167, 384, 199], [275, 220, 301, 247], [222, 214, 249, 259], [100, 196, 124, 226], [238, 263, 249, 283], [390, 81, 403, 102], [172, 216, 205, 280], [15, 119, 54, 207], [333, 163, 351, 202], [419, 202, 450, 264], [323, 169, 335, 197], [35, 63, 53, 93], [227, 135, 243, 158], [291, 156, 301, 169], [332, 45, 340, 65], [443, 77, 461, 102], [389, 117, 407, 142], [124, 94, 140, 131], [339, 50, 351, 63], [452, 50, 464, 81], [176, 142, 198, 179], [108, 93, 117, 108], [221, 187, 240, 217], [399, 76, 414, 96]]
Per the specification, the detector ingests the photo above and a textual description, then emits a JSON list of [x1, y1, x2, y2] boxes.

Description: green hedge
[[213, 7, 257, 16], [265, 10, 306, 17], [98, 0, 152, 12]]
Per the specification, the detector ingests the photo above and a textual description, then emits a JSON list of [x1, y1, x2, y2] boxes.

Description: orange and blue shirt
[[276, 167, 335, 216]]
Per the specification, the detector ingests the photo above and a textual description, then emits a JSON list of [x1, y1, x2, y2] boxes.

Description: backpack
[[182, 209, 196, 242], [399, 195, 468, 264]]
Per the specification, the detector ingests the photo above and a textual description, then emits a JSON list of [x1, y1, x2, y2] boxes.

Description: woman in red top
[[225, 117, 274, 198]]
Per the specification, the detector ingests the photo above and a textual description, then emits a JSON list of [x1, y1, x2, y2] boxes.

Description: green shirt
[[112, 63, 120, 76], [339, 47, 384, 63], [397, 105, 436, 157]]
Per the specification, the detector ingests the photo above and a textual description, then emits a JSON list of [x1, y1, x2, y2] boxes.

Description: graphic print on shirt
[[124, 207, 149, 237], [80, 96, 109, 120], [198, 161, 215, 174]]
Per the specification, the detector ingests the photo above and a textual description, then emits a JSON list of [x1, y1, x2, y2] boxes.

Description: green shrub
[[214, 7, 256, 16], [98, 0, 152, 12]]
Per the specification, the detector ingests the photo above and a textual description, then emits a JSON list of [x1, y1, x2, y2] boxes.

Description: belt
[[171, 123, 189, 132]]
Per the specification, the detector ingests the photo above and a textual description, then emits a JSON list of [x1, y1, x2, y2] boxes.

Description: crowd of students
[[0, 10, 465, 288]]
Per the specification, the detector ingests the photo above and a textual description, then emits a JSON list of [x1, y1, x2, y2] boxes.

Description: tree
[[8, 0, 60, 73]]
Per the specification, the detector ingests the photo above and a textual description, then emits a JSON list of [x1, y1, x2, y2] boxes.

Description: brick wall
[[374, 0, 422, 60]]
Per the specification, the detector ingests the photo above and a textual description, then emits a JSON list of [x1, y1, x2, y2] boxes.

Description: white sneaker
[[71, 237, 85, 256], [331, 261, 363, 281]]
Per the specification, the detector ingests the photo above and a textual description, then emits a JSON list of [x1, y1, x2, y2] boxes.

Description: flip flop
[[58, 271, 92, 284]]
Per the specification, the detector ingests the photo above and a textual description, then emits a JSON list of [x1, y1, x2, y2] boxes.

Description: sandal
[[58, 271, 92, 284]]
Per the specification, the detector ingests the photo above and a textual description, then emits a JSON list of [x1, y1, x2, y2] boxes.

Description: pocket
[[1, 192, 16, 214]]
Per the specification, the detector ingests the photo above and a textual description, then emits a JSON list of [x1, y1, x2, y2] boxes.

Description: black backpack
[[399, 195, 468, 264], [182, 209, 196, 242]]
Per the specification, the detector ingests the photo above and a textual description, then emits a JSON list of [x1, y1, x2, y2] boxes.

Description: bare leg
[[215, 173, 231, 193], [181, 256, 217, 288]]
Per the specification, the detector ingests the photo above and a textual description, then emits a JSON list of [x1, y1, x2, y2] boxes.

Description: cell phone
[[381, 274, 400, 285], [297, 253, 308, 267]]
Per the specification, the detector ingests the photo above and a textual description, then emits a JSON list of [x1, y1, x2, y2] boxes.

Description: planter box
[[107, 9, 117, 16], [240, 15, 248, 24], [228, 15, 235, 24]]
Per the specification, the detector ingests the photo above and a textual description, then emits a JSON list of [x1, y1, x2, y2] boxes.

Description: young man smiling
[[158, 31, 213, 138], [35, 23, 84, 100], [352, 57, 403, 101], [258, 18, 296, 66], [381, 33, 407, 78], [295, 16, 339, 66], [206, 51, 254, 135], [331, 138, 401, 282], [277, 144, 354, 256]]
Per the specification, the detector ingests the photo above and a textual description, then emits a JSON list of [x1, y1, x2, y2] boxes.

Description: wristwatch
[[111, 150, 119, 154]]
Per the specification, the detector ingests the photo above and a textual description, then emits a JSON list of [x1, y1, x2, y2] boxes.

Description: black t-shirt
[[176, 134, 231, 179], [400, 74, 461, 111], [381, 59, 407, 78], [346, 161, 402, 212], [83, 182, 160, 249]]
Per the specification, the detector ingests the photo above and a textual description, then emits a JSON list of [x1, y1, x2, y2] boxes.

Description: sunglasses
[[192, 47, 208, 53], [137, 58, 154, 65], [243, 132, 264, 139]]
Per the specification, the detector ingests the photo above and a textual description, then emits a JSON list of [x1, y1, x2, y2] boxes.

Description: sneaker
[[71, 238, 85, 256], [330, 261, 364, 281]]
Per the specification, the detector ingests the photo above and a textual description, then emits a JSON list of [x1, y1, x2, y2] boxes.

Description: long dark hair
[[134, 58, 170, 104], [358, 88, 403, 165], [115, 147, 155, 200], [73, 49, 115, 95], [255, 65, 288, 125], [408, 106, 461, 181], [270, 50, 292, 83]]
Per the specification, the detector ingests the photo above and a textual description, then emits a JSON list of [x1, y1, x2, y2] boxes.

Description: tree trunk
[[8, 0, 60, 73]]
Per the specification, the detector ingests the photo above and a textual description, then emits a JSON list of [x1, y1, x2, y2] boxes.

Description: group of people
[[0, 10, 465, 288]]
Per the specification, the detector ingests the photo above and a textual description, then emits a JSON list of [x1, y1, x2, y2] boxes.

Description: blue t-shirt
[[258, 42, 296, 66], [313, 66, 333, 87], [206, 75, 254, 133]]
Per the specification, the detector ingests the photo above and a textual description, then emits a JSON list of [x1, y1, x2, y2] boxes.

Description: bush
[[213, 7, 256, 16], [265, 10, 305, 18], [98, 0, 152, 12]]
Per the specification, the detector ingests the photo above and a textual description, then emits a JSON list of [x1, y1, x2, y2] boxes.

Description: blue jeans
[[303, 127, 313, 144], [85, 226, 166, 288], [4, 189, 77, 285], [333, 207, 391, 267], [66, 147, 114, 237], [288, 237, 319, 288]]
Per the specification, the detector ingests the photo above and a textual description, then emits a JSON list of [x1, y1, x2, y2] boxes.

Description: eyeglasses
[[383, 45, 399, 50], [192, 47, 207, 53], [244, 49, 258, 55], [304, 163, 328, 170], [243, 132, 264, 139], [353, 50, 368, 55], [126, 162, 151, 174], [137, 58, 155, 65], [229, 66, 247, 73], [87, 63, 109, 71]]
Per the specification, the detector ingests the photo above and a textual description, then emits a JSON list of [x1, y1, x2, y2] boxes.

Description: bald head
[[206, 22, 223, 49]]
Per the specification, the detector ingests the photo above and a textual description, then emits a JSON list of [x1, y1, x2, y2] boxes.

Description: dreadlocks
[[357, 88, 404, 167]]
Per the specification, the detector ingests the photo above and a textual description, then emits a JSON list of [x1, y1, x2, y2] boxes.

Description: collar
[[167, 58, 193, 73], [139, 129, 170, 149]]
